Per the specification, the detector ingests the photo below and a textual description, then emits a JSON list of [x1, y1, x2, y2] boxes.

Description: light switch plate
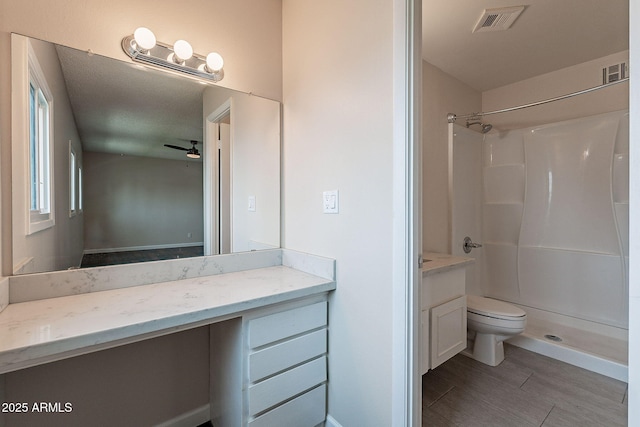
[[248, 196, 256, 212], [323, 190, 339, 214]]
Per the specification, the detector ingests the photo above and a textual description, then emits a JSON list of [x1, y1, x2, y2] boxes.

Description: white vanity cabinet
[[246, 300, 328, 426], [211, 296, 329, 427], [421, 254, 472, 374]]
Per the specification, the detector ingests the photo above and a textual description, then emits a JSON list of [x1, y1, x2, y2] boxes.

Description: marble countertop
[[422, 252, 474, 276], [0, 265, 335, 374]]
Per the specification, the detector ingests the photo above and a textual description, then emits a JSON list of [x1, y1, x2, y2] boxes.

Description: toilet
[[466, 295, 527, 366]]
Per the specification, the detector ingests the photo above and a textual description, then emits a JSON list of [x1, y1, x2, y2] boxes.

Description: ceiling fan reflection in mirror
[[164, 140, 201, 159]]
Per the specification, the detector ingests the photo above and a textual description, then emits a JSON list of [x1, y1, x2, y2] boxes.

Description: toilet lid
[[467, 295, 526, 318]]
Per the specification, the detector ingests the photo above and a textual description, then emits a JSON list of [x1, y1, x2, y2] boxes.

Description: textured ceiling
[[422, 0, 629, 92], [56, 44, 206, 161]]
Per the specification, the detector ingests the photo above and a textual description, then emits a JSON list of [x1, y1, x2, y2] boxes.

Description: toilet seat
[[467, 295, 526, 321], [465, 295, 527, 366]]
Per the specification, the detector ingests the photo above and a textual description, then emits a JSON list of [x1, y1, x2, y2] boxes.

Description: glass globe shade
[[133, 27, 156, 51], [173, 40, 193, 62], [206, 52, 224, 72]]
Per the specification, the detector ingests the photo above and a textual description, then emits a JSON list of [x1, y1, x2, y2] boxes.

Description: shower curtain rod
[[447, 77, 629, 123]]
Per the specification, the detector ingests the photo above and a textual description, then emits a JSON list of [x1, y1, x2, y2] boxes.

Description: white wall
[[422, 61, 481, 253], [282, 1, 411, 424], [0, 1, 283, 424], [483, 51, 629, 130], [83, 152, 203, 252], [0, 0, 282, 102], [230, 95, 280, 252], [203, 88, 280, 253]]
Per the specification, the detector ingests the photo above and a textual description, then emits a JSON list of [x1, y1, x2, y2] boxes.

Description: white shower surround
[[451, 110, 629, 379], [484, 110, 629, 328]]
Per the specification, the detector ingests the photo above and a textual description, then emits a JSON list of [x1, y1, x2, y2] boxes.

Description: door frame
[[392, 0, 422, 425], [204, 99, 232, 256]]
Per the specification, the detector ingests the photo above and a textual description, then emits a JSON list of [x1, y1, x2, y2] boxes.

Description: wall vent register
[[603, 63, 628, 84]]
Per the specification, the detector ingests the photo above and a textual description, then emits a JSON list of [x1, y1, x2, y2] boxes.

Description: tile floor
[[422, 344, 628, 426]]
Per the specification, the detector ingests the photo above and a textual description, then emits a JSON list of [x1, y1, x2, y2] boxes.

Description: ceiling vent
[[472, 6, 526, 33]]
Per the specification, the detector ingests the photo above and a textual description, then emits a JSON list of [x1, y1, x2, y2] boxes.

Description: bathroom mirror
[[11, 34, 281, 275]]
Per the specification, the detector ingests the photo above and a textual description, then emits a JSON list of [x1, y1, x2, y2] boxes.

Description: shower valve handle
[[463, 236, 482, 254]]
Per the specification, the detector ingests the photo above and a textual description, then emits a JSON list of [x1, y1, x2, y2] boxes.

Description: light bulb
[[173, 40, 193, 62], [205, 52, 224, 72], [133, 27, 156, 51]]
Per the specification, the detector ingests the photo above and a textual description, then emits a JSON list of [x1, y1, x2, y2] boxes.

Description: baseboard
[[12, 256, 34, 274], [325, 414, 343, 427], [0, 277, 8, 315], [153, 404, 209, 427]]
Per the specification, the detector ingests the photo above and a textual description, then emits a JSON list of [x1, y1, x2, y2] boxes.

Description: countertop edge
[[421, 252, 474, 276], [0, 266, 335, 374]]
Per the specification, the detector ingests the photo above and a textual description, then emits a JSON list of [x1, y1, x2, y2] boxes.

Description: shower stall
[[449, 101, 629, 381]]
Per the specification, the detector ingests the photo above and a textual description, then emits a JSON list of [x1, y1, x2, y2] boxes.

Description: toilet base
[[471, 332, 505, 367]]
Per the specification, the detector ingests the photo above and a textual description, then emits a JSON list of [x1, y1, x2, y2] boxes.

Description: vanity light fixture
[[122, 27, 224, 82]]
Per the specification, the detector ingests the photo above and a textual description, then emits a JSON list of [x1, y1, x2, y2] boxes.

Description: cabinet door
[[430, 295, 467, 369]]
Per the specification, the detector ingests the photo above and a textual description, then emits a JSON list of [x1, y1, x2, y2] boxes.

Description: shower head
[[466, 120, 493, 134]]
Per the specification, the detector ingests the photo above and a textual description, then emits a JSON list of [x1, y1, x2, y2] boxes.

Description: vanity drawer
[[249, 328, 327, 382], [248, 384, 326, 427], [422, 268, 466, 308], [248, 301, 327, 349], [248, 356, 327, 416]]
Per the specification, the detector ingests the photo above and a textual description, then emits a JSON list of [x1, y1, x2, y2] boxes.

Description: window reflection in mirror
[[11, 34, 280, 275], [27, 45, 55, 234]]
